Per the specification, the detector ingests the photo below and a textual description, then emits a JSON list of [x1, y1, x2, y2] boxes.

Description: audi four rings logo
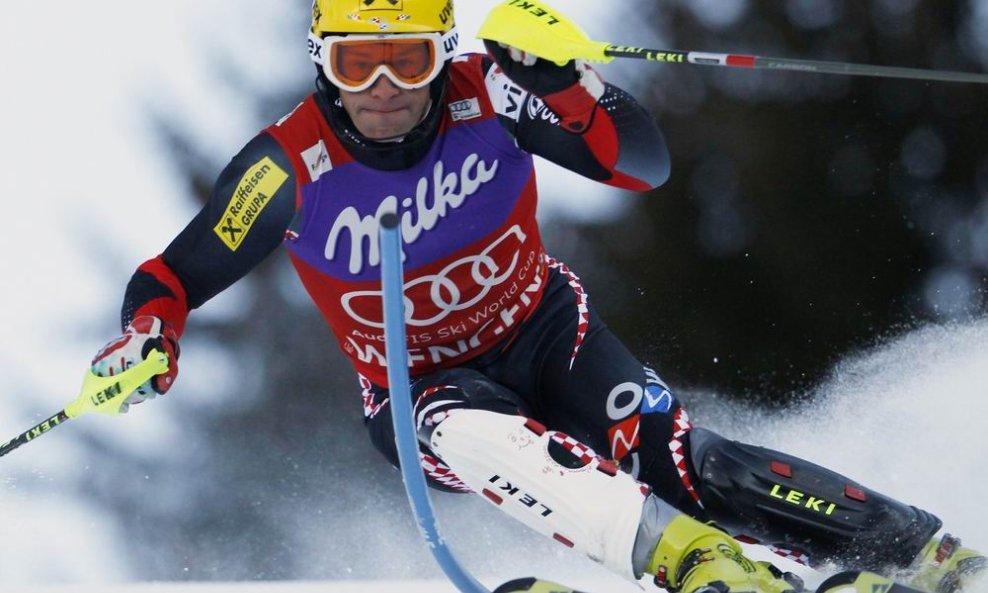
[[342, 226, 528, 328]]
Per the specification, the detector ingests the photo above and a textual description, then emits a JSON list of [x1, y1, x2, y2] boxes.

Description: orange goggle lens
[[330, 38, 437, 89]]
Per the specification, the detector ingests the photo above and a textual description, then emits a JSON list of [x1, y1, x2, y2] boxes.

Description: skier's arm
[[483, 46, 670, 191], [122, 132, 298, 336], [89, 132, 297, 407]]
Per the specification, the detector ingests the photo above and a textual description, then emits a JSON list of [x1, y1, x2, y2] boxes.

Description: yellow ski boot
[[908, 534, 987, 593], [646, 515, 800, 593]]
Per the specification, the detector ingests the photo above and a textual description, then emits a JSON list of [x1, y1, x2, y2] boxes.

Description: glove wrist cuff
[[542, 64, 605, 133]]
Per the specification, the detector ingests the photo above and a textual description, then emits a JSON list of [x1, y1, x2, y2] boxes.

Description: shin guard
[[427, 410, 652, 579], [690, 428, 941, 569]]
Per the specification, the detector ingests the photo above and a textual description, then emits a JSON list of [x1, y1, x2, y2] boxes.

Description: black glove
[[484, 40, 606, 133]]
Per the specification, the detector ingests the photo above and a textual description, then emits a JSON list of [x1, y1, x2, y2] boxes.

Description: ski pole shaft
[[379, 214, 491, 593], [0, 411, 70, 457], [0, 349, 169, 459], [478, 0, 988, 85], [603, 46, 988, 85]]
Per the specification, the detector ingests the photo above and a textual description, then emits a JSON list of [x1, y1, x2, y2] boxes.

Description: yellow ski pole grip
[[477, 0, 612, 66], [0, 349, 171, 458], [66, 348, 170, 418]]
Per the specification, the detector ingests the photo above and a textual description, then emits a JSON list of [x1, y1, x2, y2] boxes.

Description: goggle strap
[[440, 28, 459, 62], [308, 31, 326, 64]]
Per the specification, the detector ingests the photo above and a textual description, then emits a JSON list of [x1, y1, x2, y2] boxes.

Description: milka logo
[[326, 154, 500, 274]]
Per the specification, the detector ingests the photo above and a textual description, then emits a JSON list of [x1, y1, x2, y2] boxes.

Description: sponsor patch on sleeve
[[213, 157, 289, 251]]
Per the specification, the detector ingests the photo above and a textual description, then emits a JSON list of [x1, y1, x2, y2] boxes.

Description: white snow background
[[1, 1, 987, 592]]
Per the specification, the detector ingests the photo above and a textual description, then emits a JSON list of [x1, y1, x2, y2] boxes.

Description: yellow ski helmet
[[308, 0, 458, 150], [311, 0, 455, 36], [308, 0, 459, 81]]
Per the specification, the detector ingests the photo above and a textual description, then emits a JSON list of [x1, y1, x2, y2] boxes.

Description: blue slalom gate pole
[[378, 213, 491, 593]]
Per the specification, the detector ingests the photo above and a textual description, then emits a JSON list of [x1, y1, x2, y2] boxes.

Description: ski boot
[[647, 515, 801, 593], [907, 533, 987, 593]]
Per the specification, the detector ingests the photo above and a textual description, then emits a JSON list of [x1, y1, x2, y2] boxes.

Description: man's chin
[[354, 112, 417, 140], [361, 127, 411, 141]]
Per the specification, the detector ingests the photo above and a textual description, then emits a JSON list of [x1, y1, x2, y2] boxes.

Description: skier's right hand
[[91, 315, 180, 413]]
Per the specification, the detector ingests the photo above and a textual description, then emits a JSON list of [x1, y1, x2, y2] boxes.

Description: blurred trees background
[[85, 0, 988, 582], [603, 0, 988, 401]]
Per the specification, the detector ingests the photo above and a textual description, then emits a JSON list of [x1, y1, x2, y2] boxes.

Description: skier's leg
[[687, 429, 986, 591], [360, 356, 796, 589], [487, 264, 982, 590], [425, 407, 797, 592], [688, 428, 939, 567], [483, 261, 708, 517], [431, 264, 791, 589]]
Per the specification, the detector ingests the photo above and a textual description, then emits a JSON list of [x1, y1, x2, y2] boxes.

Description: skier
[[89, 1, 984, 591]]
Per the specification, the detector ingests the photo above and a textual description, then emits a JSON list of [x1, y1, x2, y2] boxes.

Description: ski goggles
[[310, 30, 457, 93]]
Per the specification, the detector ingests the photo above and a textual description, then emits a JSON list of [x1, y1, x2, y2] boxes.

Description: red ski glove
[[91, 315, 180, 412]]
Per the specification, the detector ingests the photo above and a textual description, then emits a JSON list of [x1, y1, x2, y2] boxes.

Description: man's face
[[339, 76, 431, 140]]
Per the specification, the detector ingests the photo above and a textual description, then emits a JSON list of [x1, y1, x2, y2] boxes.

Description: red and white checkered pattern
[[549, 431, 597, 465], [668, 407, 702, 506], [546, 257, 590, 371], [420, 452, 473, 493], [766, 544, 812, 566], [359, 373, 388, 420]]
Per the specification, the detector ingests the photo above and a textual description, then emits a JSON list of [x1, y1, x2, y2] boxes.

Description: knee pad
[[690, 428, 941, 569], [429, 409, 654, 579]]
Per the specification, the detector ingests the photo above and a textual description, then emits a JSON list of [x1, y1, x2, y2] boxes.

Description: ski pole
[[0, 349, 170, 458], [478, 0, 988, 85], [601, 47, 988, 85], [379, 214, 492, 593]]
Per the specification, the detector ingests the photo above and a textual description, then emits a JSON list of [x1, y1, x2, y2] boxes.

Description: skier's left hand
[[484, 40, 605, 133]]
